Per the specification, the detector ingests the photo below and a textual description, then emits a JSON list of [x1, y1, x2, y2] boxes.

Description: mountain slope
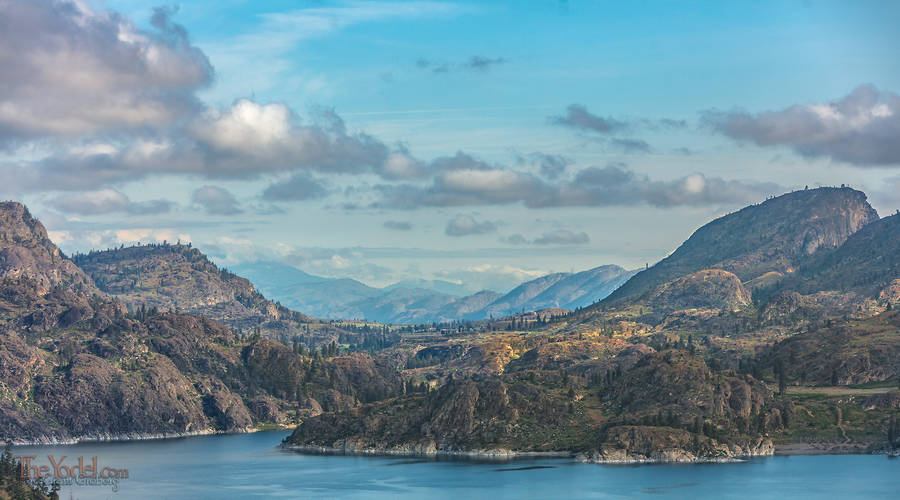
[[477, 272, 570, 318], [525, 265, 638, 311], [603, 187, 878, 306]]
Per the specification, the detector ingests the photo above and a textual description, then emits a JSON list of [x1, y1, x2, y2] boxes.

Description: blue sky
[[3, 0, 900, 292]]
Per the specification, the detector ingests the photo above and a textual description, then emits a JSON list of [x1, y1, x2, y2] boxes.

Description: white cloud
[[191, 99, 292, 154], [703, 84, 900, 166], [0, 1, 212, 144]]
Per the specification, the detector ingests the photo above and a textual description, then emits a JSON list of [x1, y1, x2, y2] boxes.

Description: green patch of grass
[[254, 422, 288, 431], [848, 379, 900, 389]]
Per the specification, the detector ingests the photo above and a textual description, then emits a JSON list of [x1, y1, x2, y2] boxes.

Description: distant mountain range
[[232, 262, 637, 324]]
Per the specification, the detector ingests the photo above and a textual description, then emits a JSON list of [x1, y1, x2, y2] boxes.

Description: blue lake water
[[12, 431, 897, 499]]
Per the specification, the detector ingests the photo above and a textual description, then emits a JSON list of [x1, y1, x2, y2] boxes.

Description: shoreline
[[8, 425, 293, 447], [282, 442, 887, 464], [281, 443, 575, 461], [773, 442, 876, 456]]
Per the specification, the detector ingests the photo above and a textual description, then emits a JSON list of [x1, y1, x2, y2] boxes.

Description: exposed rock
[[580, 425, 774, 463], [862, 391, 900, 410], [249, 396, 289, 424], [198, 379, 254, 432], [0, 202, 99, 296], [645, 269, 751, 313]]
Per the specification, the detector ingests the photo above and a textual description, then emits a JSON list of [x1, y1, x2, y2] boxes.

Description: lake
[[12, 431, 897, 499]]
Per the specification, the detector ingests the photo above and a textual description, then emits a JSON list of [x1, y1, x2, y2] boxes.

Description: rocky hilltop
[[73, 244, 345, 344], [604, 187, 878, 305]]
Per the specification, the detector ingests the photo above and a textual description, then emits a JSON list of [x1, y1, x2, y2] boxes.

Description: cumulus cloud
[[505, 229, 590, 245], [261, 172, 328, 201], [0, 1, 212, 145], [415, 55, 507, 74], [0, 2, 418, 193], [0, 100, 414, 193], [380, 151, 427, 179], [383, 220, 413, 231], [445, 214, 498, 237], [702, 84, 900, 167], [374, 160, 779, 209], [279, 247, 396, 284], [191, 185, 243, 215], [50, 189, 173, 216]]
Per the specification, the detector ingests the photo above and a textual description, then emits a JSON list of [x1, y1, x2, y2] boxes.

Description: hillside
[[603, 187, 878, 306], [0, 203, 407, 443], [73, 244, 345, 344], [515, 265, 637, 312]]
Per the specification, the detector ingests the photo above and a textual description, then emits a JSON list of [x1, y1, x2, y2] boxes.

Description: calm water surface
[[13, 431, 897, 499]]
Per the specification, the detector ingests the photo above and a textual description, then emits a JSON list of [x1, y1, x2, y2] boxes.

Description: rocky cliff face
[[605, 187, 878, 305], [0, 202, 98, 295], [781, 212, 900, 301]]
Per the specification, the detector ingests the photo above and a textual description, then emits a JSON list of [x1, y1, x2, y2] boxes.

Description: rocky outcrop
[[862, 391, 900, 410], [249, 396, 289, 424], [0, 202, 99, 296], [645, 269, 751, 313]]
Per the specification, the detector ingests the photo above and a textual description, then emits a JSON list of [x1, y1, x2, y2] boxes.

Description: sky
[[2, 0, 899, 293]]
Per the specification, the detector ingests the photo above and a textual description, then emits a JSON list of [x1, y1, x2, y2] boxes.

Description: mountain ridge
[[233, 261, 636, 324]]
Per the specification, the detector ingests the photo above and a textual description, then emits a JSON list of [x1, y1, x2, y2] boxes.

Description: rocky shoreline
[[280, 442, 574, 461], [9, 427, 257, 446]]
